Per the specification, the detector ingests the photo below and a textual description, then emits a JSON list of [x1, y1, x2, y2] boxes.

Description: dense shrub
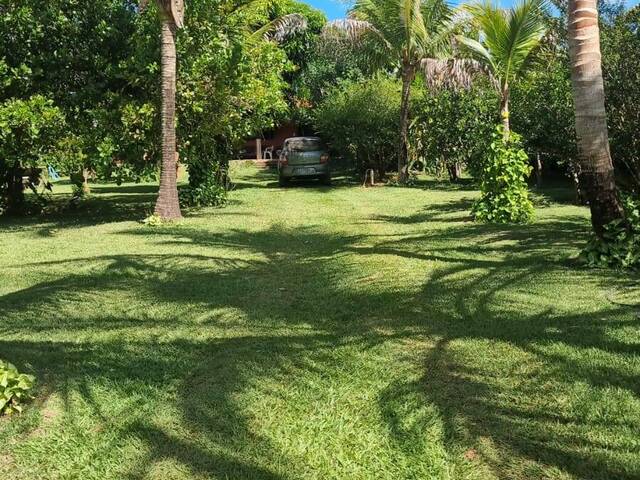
[[601, 6, 640, 191], [582, 195, 640, 269], [1, 0, 302, 209], [314, 77, 400, 180], [472, 126, 535, 224], [179, 147, 229, 208], [510, 49, 577, 169], [412, 81, 498, 180], [0, 360, 36, 416], [0, 96, 65, 215]]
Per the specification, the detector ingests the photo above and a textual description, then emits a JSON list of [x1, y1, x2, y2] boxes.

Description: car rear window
[[287, 138, 323, 151]]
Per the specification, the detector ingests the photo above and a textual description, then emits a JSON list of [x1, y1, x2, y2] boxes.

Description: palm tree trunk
[[398, 63, 415, 184], [568, 0, 623, 236], [154, 14, 182, 220], [500, 84, 510, 136]]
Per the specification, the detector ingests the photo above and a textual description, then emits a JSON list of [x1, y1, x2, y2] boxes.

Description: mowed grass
[[1, 163, 639, 480]]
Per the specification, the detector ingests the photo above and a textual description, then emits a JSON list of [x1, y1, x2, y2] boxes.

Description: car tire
[[320, 173, 332, 186], [278, 175, 289, 187]]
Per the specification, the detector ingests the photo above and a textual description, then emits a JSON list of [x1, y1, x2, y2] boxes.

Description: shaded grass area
[[1, 164, 639, 479]]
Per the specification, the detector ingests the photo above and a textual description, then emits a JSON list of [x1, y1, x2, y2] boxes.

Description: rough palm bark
[[399, 63, 416, 183], [567, 0, 624, 236], [154, 6, 182, 220]]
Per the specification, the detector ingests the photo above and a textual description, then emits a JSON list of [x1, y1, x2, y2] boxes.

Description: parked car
[[278, 137, 331, 186]]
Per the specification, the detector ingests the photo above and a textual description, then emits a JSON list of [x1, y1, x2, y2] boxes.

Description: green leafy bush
[[412, 81, 498, 181], [142, 213, 164, 227], [0, 96, 65, 215], [179, 147, 229, 208], [314, 76, 401, 180], [472, 126, 534, 224], [0, 361, 36, 416], [179, 179, 228, 208], [582, 195, 640, 269]]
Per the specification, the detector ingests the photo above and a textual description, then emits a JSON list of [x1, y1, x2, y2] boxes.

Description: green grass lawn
[[1, 163, 639, 480]]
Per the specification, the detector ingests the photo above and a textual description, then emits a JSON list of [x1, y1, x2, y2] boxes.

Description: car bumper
[[280, 164, 329, 178]]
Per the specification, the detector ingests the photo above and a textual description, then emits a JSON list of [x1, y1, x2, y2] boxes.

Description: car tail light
[[320, 154, 329, 164], [280, 155, 288, 166]]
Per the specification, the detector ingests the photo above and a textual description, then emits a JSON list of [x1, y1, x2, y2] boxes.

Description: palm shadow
[[1, 189, 638, 478]]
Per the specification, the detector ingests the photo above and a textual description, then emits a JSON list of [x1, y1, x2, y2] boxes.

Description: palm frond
[[320, 18, 393, 67], [504, 0, 548, 79], [252, 13, 308, 42], [460, 0, 547, 83], [456, 35, 497, 71], [420, 57, 494, 90], [400, 0, 429, 55]]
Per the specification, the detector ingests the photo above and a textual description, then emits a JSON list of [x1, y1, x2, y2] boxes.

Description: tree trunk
[[535, 153, 543, 189], [500, 85, 510, 137], [398, 63, 415, 184], [154, 14, 182, 220], [447, 163, 460, 182], [82, 168, 90, 195], [567, 0, 623, 236]]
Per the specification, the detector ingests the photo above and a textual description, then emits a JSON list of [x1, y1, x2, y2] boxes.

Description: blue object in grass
[[47, 165, 61, 181]]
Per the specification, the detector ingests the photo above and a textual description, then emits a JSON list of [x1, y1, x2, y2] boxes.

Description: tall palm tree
[[324, 0, 460, 183], [142, 0, 305, 220], [141, 0, 184, 220], [567, 0, 624, 236], [458, 0, 547, 137]]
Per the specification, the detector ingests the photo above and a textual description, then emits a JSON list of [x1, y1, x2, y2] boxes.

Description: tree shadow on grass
[[1, 197, 639, 479]]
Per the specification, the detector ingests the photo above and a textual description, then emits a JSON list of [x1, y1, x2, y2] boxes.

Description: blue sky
[[304, 0, 350, 19], [304, 0, 639, 20]]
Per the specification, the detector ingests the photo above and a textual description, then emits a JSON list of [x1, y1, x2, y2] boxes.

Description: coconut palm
[[141, 0, 306, 220], [324, 0, 464, 183], [140, 0, 184, 220], [567, 0, 624, 236], [458, 0, 547, 136]]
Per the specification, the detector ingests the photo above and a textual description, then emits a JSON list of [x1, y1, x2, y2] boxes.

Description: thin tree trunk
[[82, 168, 90, 195], [154, 14, 182, 220], [535, 152, 543, 189], [500, 85, 510, 137], [398, 63, 415, 184], [567, 0, 623, 236]]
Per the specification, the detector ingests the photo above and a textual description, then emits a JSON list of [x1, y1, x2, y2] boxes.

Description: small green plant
[[142, 213, 164, 227], [179, 180, 228, 208], [582, 195, 640, 269], [472, 126, 534, 224], [0, 360, 36, 416]]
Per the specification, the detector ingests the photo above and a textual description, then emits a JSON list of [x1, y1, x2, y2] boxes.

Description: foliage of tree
[[582, 194, 640, 269], [459, 0, 548, 136], [292, 37, 372, 128], [314, 77, 401, 181], [510, 38, 577, 165], [323, 0, 462, 183], [411, 80, 498, 180], [601, 5, 640, 192], [0, 0, 311, 215], [0, 0, 159, 184], [0, 96, 65, 215], [472, 126, 535, 223]]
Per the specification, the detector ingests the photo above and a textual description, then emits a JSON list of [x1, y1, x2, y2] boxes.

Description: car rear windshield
[[287, 138, 323, 151]]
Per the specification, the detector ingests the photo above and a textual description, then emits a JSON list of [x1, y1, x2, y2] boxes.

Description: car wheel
[[320, 173, 332, 186], [278, 175, 289, 187]]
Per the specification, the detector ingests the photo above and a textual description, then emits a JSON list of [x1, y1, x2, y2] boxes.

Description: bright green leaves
[[582, 195, 640, 269], [472, 125, 534, 223], [0, 360, 36, 416], [0, 95, 65, 215], [459, 0, 548, 89]]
